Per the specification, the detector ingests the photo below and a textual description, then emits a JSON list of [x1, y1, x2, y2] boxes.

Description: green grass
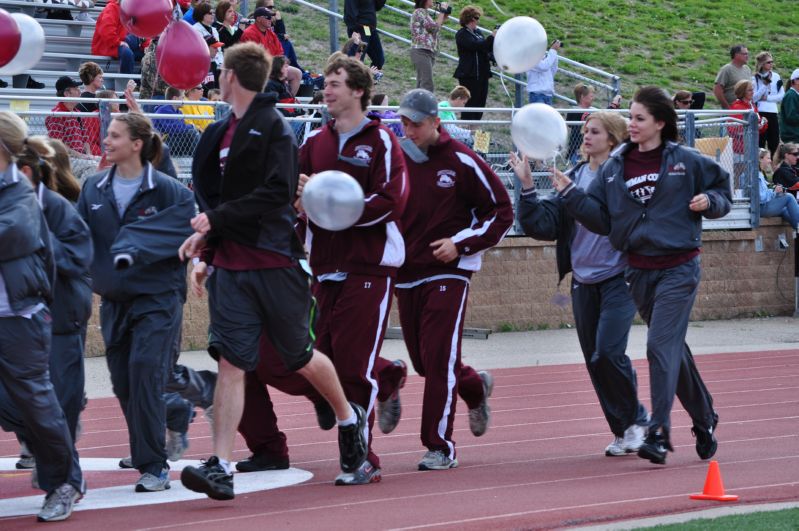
[[282, 0, 796, 108], [641, 507, 799, 530]]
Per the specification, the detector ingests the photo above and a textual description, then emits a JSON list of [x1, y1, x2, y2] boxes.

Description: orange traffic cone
[[689, 460, 739, 501]]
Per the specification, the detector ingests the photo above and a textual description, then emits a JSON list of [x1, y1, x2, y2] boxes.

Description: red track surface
[[2, 350, 798, 529]]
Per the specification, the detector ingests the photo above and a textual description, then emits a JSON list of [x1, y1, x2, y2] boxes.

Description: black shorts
[[207, 267, 315, 372]]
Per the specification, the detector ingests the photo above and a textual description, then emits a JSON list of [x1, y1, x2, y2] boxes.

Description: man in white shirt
[[526, 40, 561, 105]]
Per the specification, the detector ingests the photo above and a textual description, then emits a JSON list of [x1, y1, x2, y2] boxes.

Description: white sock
[[337, 409, 357, 427], [218, 458, 233, 474]]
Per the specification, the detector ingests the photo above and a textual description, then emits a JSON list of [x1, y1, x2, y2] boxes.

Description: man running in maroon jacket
[[296, 55, 408, 485], [388, 88, 513, 470]]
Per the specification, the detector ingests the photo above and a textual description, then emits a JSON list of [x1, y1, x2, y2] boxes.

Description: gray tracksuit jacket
[[561, 142, 732, 256], [77, 163, 194, 302]]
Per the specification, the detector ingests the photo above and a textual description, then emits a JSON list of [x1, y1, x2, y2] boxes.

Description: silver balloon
[[493, 16, 547, 75], [302, 170, 365, 231], [511, 103, 568, 160]]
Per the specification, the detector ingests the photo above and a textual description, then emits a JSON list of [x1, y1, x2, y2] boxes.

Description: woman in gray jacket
[[551, 87, 731, 465]]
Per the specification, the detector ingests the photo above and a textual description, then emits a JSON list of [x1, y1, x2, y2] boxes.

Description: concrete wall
[[83, 219, 796, 357]]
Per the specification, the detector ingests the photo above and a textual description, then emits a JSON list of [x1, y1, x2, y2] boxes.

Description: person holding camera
[[753, 51, 784, 155], [526, 39, 561, 105], [410, 0, 449, 93], [453, 5, 495, 121]]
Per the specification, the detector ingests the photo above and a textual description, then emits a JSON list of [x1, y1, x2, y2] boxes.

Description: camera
[[239, 17, 255, 25], [434, 2, 452, 15]]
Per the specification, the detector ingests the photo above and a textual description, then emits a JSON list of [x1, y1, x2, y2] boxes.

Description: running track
[[2, 350, 798, 529]]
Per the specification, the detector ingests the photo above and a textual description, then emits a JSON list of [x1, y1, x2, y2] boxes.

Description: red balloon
[[120, 0, 173, 39], [0, 9, 21, 68], [156, 20, 210, 91]]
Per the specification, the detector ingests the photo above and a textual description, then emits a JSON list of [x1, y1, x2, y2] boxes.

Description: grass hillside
[[281, 0, 794, 107]]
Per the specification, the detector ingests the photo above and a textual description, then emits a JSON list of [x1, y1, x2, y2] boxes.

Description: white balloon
[[0, 14, 45, 75], [302, 170, 365, 231], [493, 16, 547, 74], [511, 103, 568, 160]]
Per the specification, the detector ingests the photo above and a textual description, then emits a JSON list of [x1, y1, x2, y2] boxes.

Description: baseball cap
[[253, 7, 273, 19], [397, 89, 438, 123], [791, 68, 799, 81], [204, 35, 224, 49], [55, 75, 81, 95]]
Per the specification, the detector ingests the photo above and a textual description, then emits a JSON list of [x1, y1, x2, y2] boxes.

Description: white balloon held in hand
[[301, 170, 365, 231]]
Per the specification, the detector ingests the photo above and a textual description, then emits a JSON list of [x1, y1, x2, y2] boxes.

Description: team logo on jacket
[[436, 170, 456, 188], [354, 145, 373, 163], [136, 206, 159, 219], [668, 162, 686, 176]]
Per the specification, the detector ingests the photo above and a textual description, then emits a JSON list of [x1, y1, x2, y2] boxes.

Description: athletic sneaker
[[181, 456, 234, 501], [377, 359, 407, 434], [605, 423, 646, 456], [235, 454, 290, 473], [135, 468, 171, 492], [692, 414, 719, 460], [637, 431, 672, 465], [166, 430, 189, 462], [119, 456, 133, 469], [334, 460, 382, 486], [338, 402, 368, 473], [16, 442, 35, 469], [418, 450, 458, 471], [314, 400, 336, 431], [604, 436, 626, 457], [468, 371, 494, 437], [74, 11, 95, 22], [37, 483, 79, 522]]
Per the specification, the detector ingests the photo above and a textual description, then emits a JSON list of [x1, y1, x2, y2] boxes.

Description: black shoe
[[180, 456, 234, 500], [314, 400, 336, 431], [692, 413, 719, 460], [26, 77, 45, 89], [235, 454, 289, 473], [0, 79, 8, 88], [338, 402, 368, 473], [637, 432, 670, 465]]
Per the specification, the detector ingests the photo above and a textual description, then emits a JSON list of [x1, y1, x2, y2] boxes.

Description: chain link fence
[[2, 96, 760, 231]]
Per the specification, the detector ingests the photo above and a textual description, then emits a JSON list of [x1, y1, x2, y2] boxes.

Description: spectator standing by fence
[[526, 40, 561, 105], [778, 69, 799, 144], [566, 83, 595, 163], [753, 52, 784, 155], [410, 0, 448, 93], [344, 0, 386, 73], [453, 6, 494, 121], [714, 44, 751, 109]]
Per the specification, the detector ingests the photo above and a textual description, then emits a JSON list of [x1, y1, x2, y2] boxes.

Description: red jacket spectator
[[92, 0, 125, 58], [46, 102, 89, 154], [240, 23, 283, 57]]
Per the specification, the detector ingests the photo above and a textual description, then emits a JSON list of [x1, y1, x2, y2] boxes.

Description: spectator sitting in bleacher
[[241, 7, 302, 95], [139, 38, 168, 104], [367, 93, 403, 137], [438, 85, 473, 144], [154, 87, 201, 157], [200, 35, 224, 93], [40, 0, 95, 23], [266, 55, 304, 136], [214, 1, 243, 51], [254, 0, 302, 70], [92, 0, 144, 75], [207, 89, 221, 101], [757, 148, 799, 227], [76, 61, 104, 112], [181, 86, 214, 133], [45, 76, 92, 156], [772, 143, 799, 196], [192, 3, 225, 71]]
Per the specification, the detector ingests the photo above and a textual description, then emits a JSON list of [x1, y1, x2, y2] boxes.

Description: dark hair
[[112, 113, 163, 167], [215, 0, 232, 22], [632, 86, 678, 143], [414, 0, 427, 8], [17, 136, 56, 190], [458, 6, 482, 27], [78, 61, 103, 86], [223, 42, 271, 92], [165, 86, 183, 100], [45, 138, 81, 202], [324, 55, 372, 111], [270, 55, 288, 81], [371, 93, 387, 106], [193, 2, 213, 23], [672, 89, 692, 107], [730, 44, 746, 59]]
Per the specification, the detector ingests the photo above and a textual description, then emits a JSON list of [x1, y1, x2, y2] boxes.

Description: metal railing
[[1, 95, 760, 231]]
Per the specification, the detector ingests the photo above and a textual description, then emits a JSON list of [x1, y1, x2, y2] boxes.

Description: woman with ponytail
[[77, 113, 195, 493], [11, 136, 93, 504], [0, 112, 83, 521]]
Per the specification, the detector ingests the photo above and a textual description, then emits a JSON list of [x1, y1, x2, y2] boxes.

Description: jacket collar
[[96, 162, 155, 191], [0, 164, 22, 190]]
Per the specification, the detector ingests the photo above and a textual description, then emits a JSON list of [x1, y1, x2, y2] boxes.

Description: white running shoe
[[622, 423, 646, 452], [604, 436, 626, 456]]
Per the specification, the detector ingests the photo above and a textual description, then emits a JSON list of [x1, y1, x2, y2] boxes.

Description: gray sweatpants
[[625, 257, 716, 441], [410, 48, 436, 93]]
